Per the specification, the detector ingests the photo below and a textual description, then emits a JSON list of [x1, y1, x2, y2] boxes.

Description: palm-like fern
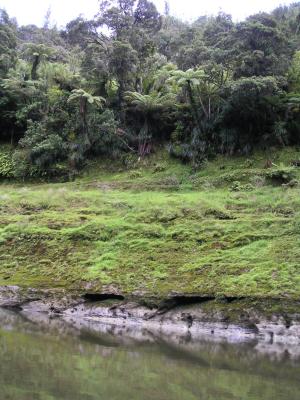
[[2, 60, 38, 101], [38, 62, 80, 90], [125, 90, 176, 156], [22, 43, 55, 80], [68, 89, 105, 108], [124, 91, 175, 112], [166, 68, 205, 132], [168, 68, 205, 88], [168, 67, 227, 120], [68, 89, 106, 147]]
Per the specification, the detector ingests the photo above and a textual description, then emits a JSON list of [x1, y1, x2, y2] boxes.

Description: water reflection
[[0, 309, 300, 400]]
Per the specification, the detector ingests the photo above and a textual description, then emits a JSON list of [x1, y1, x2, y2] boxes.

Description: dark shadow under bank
[[0, 285, 300, 351]]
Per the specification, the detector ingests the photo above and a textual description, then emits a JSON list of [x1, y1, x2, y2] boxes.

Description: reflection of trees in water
[[0, 309, 300, 400]]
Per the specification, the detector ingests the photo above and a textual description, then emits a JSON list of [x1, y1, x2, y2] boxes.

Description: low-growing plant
[[265, 167, 296, 184], [0, 149, 14, 178], [249, 175, 266, 187], [230, 181, 254, 191]]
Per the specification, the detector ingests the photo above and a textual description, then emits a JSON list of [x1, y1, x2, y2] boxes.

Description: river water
[[0, 309, 300, 400]]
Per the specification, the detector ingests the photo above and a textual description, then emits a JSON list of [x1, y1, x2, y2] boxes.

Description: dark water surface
[[0, 309, 300, 400]]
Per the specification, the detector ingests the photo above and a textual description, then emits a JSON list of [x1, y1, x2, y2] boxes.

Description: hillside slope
[[1, 147, 300, 299]]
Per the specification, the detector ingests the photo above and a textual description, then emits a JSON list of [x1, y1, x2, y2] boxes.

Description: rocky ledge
[[0, 285, 300, 346]]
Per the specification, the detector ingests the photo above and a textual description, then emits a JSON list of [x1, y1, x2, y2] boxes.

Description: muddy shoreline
[[1, 285, 300, 347]]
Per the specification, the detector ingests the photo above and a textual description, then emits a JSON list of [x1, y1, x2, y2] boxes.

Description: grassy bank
[[1, 147, 300, 298]]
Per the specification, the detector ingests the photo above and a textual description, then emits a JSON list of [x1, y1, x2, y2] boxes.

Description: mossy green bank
[[1, 147, 300, 298]]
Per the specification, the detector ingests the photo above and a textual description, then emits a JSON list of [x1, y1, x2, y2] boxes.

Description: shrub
[[282, 179, 298, 188], [204, 208, 234, 220], [12, 150, 40, 180], [0, 148, 14, 178], [249, 175, 266, 187], [153, 163, 166, 173], [244, 159, 254, 168], [265, 167, 296, 184], [230, 181, 254, 191]]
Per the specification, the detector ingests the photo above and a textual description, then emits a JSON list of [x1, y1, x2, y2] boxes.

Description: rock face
[[62, 300, 300, 345], [0, 286, 27, 308], [0, 285, 300, 346], [0, 286, 83, 311]]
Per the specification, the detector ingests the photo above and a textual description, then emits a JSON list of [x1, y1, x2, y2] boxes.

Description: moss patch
[[1, 147, 300, 298]]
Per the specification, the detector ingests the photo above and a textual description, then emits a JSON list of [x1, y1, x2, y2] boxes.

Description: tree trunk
[[10, 128, 14, 146], [80, 97, 91, 149], [31, 55, 40, 80], [187, 81, 202, 133], [138, 117, 149, 157], [118, 80, 126, 122]]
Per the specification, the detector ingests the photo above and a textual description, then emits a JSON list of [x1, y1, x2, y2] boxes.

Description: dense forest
[[2, 0, 300, 179]]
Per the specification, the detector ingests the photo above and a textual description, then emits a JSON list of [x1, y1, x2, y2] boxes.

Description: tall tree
[[22, 43, 55, 80], [0, 9, 17, 78]]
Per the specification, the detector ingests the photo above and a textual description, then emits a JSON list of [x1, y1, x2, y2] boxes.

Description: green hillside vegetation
[[1, 147, 300, 298], [2, 2, 300, 178], [2, 2, 300, 299]]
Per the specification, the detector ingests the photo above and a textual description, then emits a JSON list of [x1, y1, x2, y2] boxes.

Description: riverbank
[[1, 147, 300, 299], [1, 147, 300, 343], [1, 285, 300, 347]]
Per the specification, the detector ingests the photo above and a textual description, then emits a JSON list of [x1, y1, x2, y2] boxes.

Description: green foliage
[[229, 181, 254, 192], [125, 90, 176, 154], [288, 51, 300, 92], [0, 147, 14, 178], [22, 43, 56, 80], [0, 9, 17, 78], [11, 149, 40, 179], [67, 89, 105, 108], [19, 121, 66, 169], [2, 1, 300, 177], [86, 109, 124, 157], [219, 76, 282, 153], [265, 166, 296, 184], [232, 14, 290, 78]]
